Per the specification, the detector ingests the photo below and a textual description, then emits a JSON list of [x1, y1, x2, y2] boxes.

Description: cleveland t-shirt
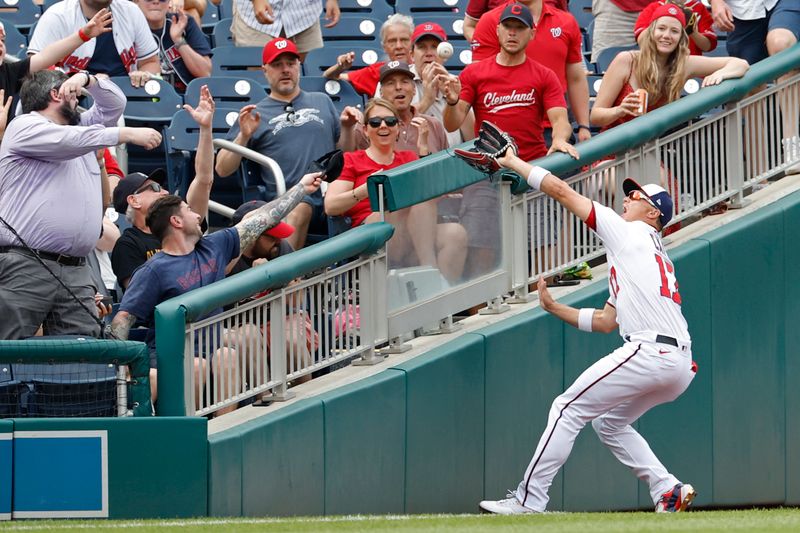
[[459, 56, 566, 161]]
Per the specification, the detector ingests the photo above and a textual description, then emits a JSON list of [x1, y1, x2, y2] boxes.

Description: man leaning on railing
[[108, 172, 323, 415]]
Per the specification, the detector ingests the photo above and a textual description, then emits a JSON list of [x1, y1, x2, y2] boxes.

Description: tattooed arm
[[109, 311, 137, 341], [235, 172, 322, 251]]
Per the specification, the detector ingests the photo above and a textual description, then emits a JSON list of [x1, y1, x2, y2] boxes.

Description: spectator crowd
[[0, 0, 796, 416]]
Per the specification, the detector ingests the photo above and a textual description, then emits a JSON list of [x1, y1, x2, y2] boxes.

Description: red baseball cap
[[412, 22, 447, 44], [648, 3, 686, 27], [262, 38, 300, 65]]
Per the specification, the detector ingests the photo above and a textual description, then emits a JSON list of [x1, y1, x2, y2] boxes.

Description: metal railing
[[153, 44, 800, 416]]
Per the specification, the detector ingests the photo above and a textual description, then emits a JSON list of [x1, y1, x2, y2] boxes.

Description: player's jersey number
[[608, 256, 682, 305], [654, 254, 681, 304]]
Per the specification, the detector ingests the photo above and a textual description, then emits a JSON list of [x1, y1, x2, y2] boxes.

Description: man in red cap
[[470, 0, 591, 145], [228, 200, 296, 274], [217, 37, 356, 249]]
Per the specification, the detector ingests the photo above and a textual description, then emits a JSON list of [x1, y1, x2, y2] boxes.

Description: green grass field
[[2, 509, 800, 532]]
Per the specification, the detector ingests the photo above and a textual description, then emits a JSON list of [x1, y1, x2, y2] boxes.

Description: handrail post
[[262, 296, 295, 402], [353, 254, 386, 366], [726, 102, 749, 208], [507, 186, 534, 303]]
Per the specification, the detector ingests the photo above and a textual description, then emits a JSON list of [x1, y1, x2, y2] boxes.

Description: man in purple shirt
[[0, 70, 162, 340]]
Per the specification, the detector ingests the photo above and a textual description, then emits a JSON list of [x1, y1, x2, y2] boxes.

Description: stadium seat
[[393, 0, 461, 14], [416, 13, 466, 41], [211, 46, 267, 87], [184, 76, 267, 108], [0, 19, 27, 58], [0, 0, 41, 34], [299, 76, 364, 113], [108, 76, 184, 126], [216, 0, 233, 20], [568, 0, 593, 32], [200, 0, 222, 32], [446, 40, 472, 72], [593, 44, 637, 74], [587, 73, 603, 98], [163, 106, 242, 196], [0, 363, 22, 418], [13, 363, 117, 418], [334, 0, 393, 21], [321, 16, 382, 42], [212, 17, 233, 47], [303, 43, 383, 77], [705, 40, 729, 57]]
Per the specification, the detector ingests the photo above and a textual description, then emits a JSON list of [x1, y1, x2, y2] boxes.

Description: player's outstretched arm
[[496, 148, 593, 222], [537, 277, 618, 333]]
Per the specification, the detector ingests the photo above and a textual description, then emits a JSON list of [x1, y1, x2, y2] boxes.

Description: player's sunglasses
[[367, 116, 399, 128], [627, 190, 657, 209], [135, 182, 164, 194]]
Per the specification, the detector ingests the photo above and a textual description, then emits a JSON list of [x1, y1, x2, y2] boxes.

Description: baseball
[[437, 41, 454, 60]]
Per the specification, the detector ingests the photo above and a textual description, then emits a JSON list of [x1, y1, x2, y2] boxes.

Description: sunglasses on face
[[135, 182, 164, 194], [367, 116, 399, 128], [628, 190, 657, 209]]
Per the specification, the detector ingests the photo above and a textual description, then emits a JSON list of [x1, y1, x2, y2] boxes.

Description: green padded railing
[[154, 222, 395, 416], [367, 43, 800, 210], [0, 339, 152, 417]]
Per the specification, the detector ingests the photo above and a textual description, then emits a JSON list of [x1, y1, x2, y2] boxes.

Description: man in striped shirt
[[230, 0, 341, 58]]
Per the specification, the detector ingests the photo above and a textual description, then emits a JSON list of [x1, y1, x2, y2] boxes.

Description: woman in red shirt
[[591, 4, 748, 131], [325, 98, 467, 283]]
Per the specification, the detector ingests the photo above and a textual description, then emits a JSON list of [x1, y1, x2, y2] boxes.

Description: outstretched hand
[[83, 8, 113, 39], [238, 104, 261, 139], [537, 276, 555, 312], [183, 84, 215, 127]]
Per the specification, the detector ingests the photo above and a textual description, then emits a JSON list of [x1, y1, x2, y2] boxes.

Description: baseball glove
[[453, 120, 518, 174]]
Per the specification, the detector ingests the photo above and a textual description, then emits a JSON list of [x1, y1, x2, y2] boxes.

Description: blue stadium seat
[[0, 19, 27, 58], [184, 76, 267, 108], [446, 40, 473, 72], [568, 0, 593, 32], [13, 363, 117, 418], [216, 0, 233, 20], [587, 73, 603, 98], [299, 76, 364, 113], [211, 17, 233, 47], [415, 13, 466, 41], [705, 40, 729, 57], [163, 106, 242, 196], [200, 0, 222, 32], [108, 76, 184, 126], [0, 0, 41, 34], [593, 44, 637, 74], [211, 46, 267, 87], [393, 0, 461, 14], [303, 43, 383, 77], [0, 363, 22, 418], [334, 0, 393, 21], [321, 16, 382, 42]]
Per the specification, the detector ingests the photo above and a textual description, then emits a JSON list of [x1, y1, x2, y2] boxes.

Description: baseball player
[[479, 144, 697, 514]]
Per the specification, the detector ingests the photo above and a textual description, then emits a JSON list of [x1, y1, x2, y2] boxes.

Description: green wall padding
[[207, 426, 244, 517], [393, 335, 485, 513], [705, 205, 786, 505], [240, 401, 325, 516], [782, 196, 800, 505], [478, 308, 565, 510], [320, 370, 407, 515]]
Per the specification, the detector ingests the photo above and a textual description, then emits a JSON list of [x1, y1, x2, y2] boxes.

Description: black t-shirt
[[0, 57, 31, 125], [111, 226, 162, 290], [88, 31, 128, 77]]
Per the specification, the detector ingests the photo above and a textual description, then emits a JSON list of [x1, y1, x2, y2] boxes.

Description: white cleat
[[479, 493, 537, 515]]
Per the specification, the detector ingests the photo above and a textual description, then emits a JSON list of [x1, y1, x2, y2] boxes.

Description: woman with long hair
[[591, 3, 748, 131], [324, 98, 467, 283]]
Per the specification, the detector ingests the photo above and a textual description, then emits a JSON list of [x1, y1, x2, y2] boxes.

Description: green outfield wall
[[208, 188, 800, 515]]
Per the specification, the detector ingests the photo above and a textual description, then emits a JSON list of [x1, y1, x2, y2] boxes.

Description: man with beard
[[216, 37, 352, 249], [0, 70, 162, 340]]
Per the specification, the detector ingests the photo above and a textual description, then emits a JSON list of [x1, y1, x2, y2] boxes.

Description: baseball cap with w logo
[[623, 178, 674, 228], [262, 37, 300, 65], [500, 3, 534, 28]]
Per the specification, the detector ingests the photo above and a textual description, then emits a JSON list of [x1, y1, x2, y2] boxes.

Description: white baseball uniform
[[515, 201, 695, 512]]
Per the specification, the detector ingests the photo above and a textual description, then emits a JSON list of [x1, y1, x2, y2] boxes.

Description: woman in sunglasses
[[325, 98, 467, 283]]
